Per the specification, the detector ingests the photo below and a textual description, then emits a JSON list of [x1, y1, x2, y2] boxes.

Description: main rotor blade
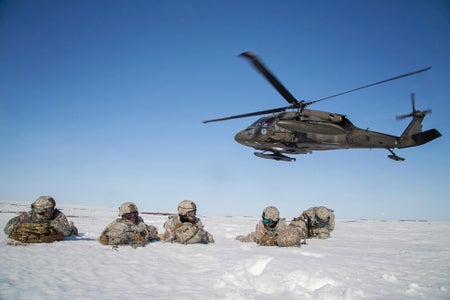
[[202, 106, 288, 123], [240, 52, 299, 105], [308, 66, 432, 106]]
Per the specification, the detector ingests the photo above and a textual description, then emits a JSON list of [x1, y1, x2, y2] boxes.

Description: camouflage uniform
[[236, 206, 300, 247], [99, 202, 158, 247], [4, 196, 78, 238], [288, 216, 308, 239], [163, 200, 214, 244], [300, 206, 335, 239]]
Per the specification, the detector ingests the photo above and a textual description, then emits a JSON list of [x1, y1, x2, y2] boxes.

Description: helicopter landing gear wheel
[[387, 149, 405, 161]]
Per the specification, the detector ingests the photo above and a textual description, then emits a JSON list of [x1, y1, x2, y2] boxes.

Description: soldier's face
[[123, 212, 139, 224], [36, 208, 54, 219], [186, 210, 196, 221]]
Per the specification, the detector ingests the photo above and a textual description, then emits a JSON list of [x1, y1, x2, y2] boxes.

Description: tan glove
[[259, 234, 276, 246], [133, 233, 147, 243], [99, 234, 109, 245]]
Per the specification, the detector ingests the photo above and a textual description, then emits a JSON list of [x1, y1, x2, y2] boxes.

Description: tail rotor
[[396, 93, 432, 120]]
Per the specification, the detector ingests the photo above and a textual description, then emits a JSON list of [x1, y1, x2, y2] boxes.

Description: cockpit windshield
[[249, 117, 273, 128]]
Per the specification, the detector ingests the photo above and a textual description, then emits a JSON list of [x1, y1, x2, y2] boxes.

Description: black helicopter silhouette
[[203, 52, 441, 162]]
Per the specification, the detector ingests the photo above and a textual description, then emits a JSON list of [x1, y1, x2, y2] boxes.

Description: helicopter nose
[[234, 128, 255, 145], [234, 132, 245, 144]]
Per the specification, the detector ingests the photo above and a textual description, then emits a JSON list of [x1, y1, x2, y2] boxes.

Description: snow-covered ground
[[0, 201, 449, 300]]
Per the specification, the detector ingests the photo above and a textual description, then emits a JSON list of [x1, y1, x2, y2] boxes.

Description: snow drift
[[1, 201, 449, 299]]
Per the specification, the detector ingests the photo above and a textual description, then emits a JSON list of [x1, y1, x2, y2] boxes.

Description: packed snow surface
[[1, 201, 449, 300]]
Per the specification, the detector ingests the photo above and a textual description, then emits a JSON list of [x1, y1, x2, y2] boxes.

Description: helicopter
[[203, 51, 441, 162]]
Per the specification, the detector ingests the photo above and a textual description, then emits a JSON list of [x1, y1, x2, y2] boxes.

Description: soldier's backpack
[[9, 222, 65, 243]]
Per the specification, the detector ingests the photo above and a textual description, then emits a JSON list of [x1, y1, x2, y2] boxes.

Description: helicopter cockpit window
[[261, 118, 273, 128], [249, 118, 273, 128], [249, 120, 259, 127]]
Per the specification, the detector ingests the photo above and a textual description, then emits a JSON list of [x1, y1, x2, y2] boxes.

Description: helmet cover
[[31, 196, 56, 212], [316, 206, 330, 221], [177, 200, 197, 216], [262, 206, 280, 221], [118, 202, 138, 217]]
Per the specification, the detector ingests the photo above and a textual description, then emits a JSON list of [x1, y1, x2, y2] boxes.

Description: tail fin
[[411, 129, 442, 146], [399, 114, 441, 148]]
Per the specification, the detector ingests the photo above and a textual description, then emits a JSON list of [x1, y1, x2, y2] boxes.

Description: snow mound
[[1, 201, 449, 299]]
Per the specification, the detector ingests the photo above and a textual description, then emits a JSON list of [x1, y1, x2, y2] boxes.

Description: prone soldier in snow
[[162, 200, 214, 244], [4, 196, 78, 244], [236, 206, 302, 247], [99, 202, 159, 247], [298, 206, 335, 239]]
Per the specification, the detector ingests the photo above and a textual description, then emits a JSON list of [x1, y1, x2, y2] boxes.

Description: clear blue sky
[[1, 0, 449, 220]]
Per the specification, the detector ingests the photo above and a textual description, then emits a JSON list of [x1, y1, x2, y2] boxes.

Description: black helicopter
[[203, 52, 441, 162]]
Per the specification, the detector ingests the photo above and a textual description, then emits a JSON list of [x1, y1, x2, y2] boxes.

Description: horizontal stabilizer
[[412, 129, 442, 146]]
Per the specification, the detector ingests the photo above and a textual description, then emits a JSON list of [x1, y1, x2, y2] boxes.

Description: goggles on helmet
[[262, 216, 279, 228], [123, 211, 138, 220], [185, 210, 197, 217], [37, 207, 54, 215]]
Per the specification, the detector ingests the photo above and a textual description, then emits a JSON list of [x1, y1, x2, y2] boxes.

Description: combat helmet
[[118, 202, 138, 217], [316, 206, 330, 221], [262, 206, 280, 221], [31, 196, 56, 212], [177, 200, 197, 216]]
